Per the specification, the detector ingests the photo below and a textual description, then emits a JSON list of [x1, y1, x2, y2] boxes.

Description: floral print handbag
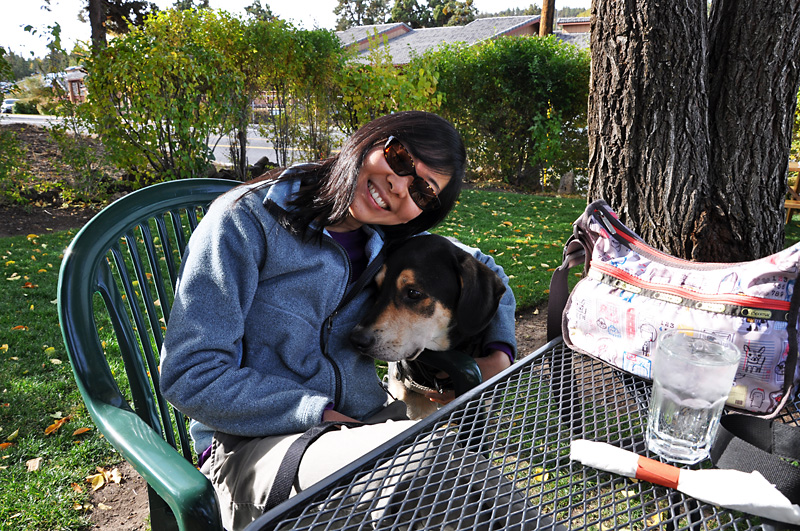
[[548, 199, 800, 417]]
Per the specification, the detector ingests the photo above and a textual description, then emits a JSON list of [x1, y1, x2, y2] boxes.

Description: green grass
[[2, 193, 799, 530], [0, 229, 122, 530], [433, 189, 587, 309]]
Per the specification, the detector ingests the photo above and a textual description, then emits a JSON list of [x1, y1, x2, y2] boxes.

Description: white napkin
[[570, 439, 800, 525]]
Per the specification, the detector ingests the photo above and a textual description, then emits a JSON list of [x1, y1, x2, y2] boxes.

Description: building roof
[[337, 22, 412, 47], [370, 25, 468, 64], [337, 16, 589, 65], [558, 17, 591, 25]]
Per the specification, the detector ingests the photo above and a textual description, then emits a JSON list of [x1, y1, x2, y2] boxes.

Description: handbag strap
[[547, 245, 586, 341], [709, 414, 800, 504], [265, 401, 411, 511], [266, 420, 363, 511], [547, 200, 610, 341]]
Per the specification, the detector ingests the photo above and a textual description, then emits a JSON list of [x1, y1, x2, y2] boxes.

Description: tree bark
[[88, 0, 107, 55], [700, 1, 800, 260], [588, 0, 800, 261]]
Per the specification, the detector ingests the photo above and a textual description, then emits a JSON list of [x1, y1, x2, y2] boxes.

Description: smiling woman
[[157, 110, 519, 529]]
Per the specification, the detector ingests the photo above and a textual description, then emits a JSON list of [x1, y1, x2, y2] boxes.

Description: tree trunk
[[88, 0, 107, 55], [540, 0, 555, 36], [699, 1, 800, 260], [588, 0, 800, 261]]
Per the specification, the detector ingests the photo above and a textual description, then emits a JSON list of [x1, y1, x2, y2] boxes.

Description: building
[[63, 66, 88, 103], [558, 17, 591, 34], [337, 16, 590, 65], [41, 67, 88, 103]]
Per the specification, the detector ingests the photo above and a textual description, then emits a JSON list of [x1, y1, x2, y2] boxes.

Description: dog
[[349, 234, 506, 419]]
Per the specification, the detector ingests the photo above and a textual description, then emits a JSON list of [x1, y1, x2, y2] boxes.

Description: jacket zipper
[[319, 236, 386, 409]]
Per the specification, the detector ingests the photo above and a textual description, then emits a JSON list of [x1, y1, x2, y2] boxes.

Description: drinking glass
[[646, 329, 741, 464]]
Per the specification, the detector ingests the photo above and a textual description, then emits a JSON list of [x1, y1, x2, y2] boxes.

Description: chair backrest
[[58, 178, 238, 530]]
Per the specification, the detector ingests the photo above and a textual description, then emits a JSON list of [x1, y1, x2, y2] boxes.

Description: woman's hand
[[424, 349, 511, 405], [322, 409, 362, 424]]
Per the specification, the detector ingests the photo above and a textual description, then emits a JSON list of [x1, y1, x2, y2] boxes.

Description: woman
[[159, 111, 517, 529]]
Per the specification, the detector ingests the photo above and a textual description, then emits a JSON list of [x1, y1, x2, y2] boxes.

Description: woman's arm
[[449, 239, 518, 358], [159, 195, 332, 437]]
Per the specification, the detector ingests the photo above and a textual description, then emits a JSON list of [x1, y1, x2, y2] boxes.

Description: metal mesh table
[[246, 338, 800, 531]]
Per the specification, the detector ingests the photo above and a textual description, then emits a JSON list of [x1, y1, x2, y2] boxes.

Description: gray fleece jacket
[[159, 172, 517, 454]]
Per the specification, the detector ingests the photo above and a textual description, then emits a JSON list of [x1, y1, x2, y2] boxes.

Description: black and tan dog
[[349, 234, 506, 419]]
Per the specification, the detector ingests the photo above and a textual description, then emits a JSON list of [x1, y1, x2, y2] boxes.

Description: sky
[[3, 0, 590, 58]]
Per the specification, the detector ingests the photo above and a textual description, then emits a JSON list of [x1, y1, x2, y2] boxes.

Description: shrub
[[415, 35, 590, 191], [13, 100, 39, 114], [48, 101, 119, 202], [84, 9, 242, 186], [0, 128, 31, 204]]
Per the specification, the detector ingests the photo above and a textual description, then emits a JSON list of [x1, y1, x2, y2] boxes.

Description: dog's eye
[[405, 288, 424, 300]]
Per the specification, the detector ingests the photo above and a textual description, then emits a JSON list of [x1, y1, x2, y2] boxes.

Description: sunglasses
[[383, 136, 441, 212]]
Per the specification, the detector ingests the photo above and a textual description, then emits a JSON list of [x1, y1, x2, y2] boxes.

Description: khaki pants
[[202, 420, 415, 530], [202, 420, 564, 531]]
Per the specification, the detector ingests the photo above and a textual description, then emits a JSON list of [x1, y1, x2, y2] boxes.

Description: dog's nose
[[349, 326, 375, 352]]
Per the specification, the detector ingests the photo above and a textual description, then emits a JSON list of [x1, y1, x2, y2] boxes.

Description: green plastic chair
[[57, 177, 484, 530], [57, 178, 238, 531]]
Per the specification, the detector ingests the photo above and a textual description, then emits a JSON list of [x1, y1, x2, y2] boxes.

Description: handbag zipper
[[594, 207, 731, 270], [589, 261, 790, 321]]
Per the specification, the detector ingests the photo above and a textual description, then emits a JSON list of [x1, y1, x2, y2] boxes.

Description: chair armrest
[[87, 400, 223, 530], [416, 349, 482, 397]]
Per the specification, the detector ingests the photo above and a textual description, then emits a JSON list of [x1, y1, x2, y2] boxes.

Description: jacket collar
[[258, 167, 388, 261]]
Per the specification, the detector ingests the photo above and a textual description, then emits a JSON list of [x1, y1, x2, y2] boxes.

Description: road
[[0, 113, 285, 166]]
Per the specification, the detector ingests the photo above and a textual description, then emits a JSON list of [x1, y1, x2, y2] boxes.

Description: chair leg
[[147, 486, 180, 531]]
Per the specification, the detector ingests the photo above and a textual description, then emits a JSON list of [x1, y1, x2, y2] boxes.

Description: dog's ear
[[455, 254, 506, 335]]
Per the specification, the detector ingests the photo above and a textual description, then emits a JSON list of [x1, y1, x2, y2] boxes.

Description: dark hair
[[251, 111, 466, 241]]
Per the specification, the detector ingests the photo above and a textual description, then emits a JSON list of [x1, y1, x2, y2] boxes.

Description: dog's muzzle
[[349, 324, 375, 353]]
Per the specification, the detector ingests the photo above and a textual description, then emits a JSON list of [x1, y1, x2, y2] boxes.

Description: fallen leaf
[[6, 273, 21, 281], [44, 415, 71, 436], [6, 428, 19, 441], [50, 359, 62, 365], [87, 472, 106, 491], [109, 467, 122, 484], [44, 346, 56, 355], [97, 503, 112, 510], [26, 457, 42, 472], [22, 282, 38, 289], [26, 234, 39, 241], [11, 326, 27, 331], [646, 512, 665, 526], [0, 442, 13, 451], [0, 344, 7, 352], [72, 427, 91, 436]]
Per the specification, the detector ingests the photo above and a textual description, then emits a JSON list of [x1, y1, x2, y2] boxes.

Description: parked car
[[1, 98, 19, 113]]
